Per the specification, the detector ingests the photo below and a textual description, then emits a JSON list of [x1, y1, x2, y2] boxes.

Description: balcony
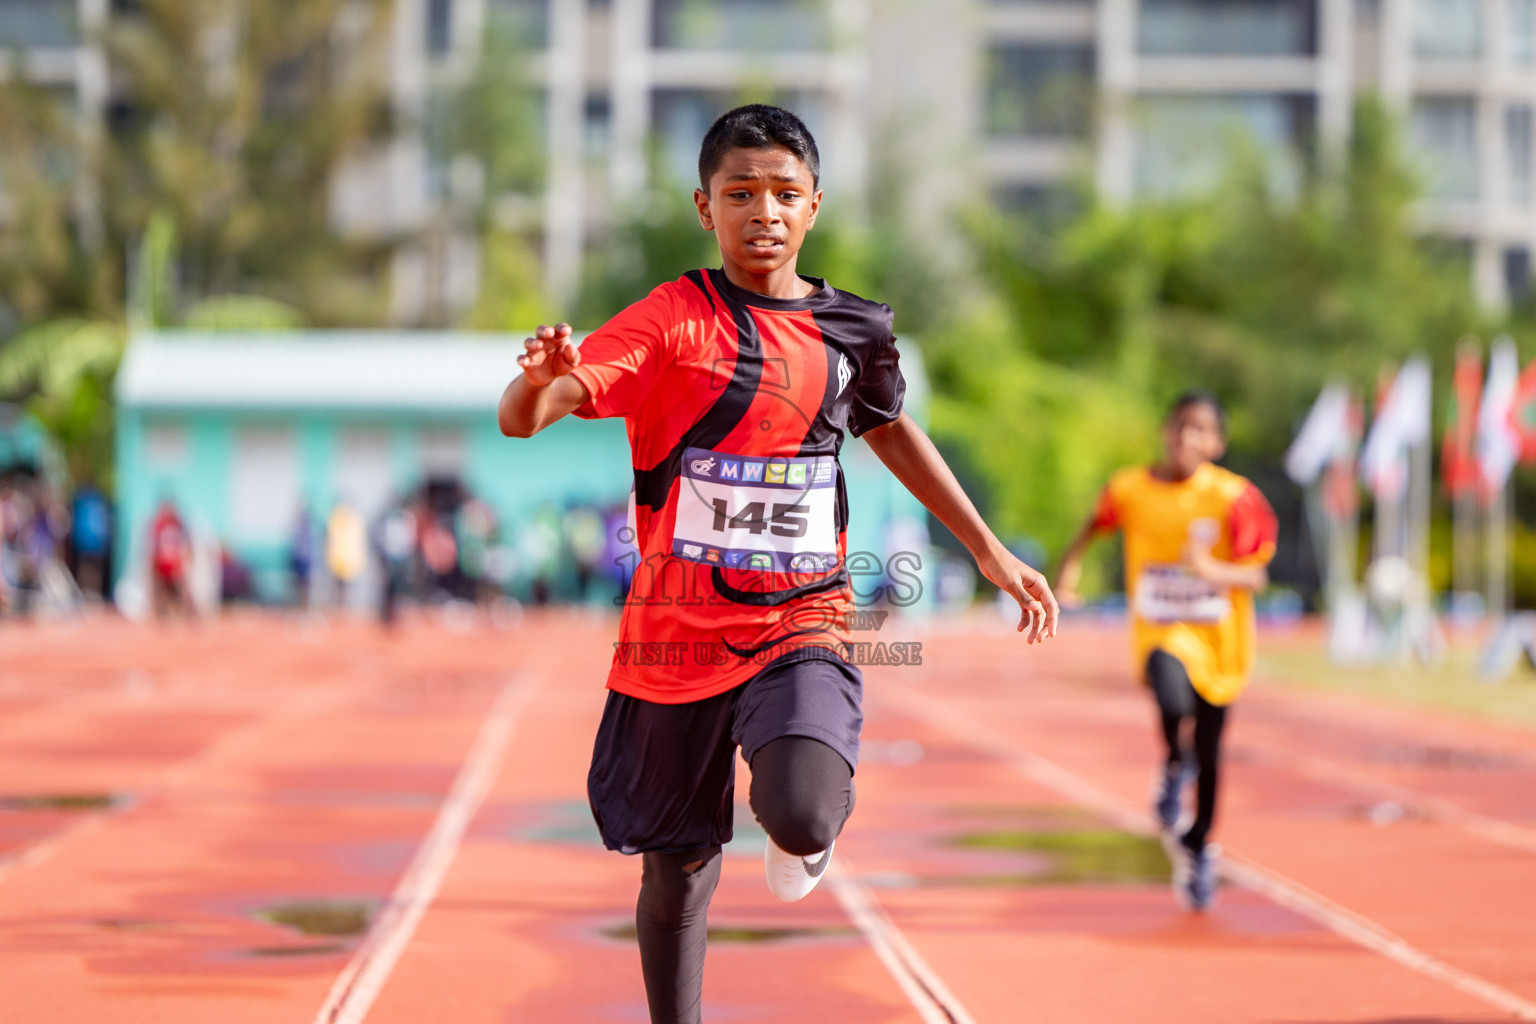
[[1137, 0, 1318, 56], [652, 0, 830, 52], [0, 0, 77, 49]]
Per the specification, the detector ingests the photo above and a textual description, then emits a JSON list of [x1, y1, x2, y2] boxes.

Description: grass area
[[951, 829, 1169, 885], [1257, 636, 1536, 732]]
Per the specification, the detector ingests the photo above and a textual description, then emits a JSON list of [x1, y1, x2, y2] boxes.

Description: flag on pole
[[1478, 336, 1521, 497], [1286, 383, 1352, 486], [1442, 341, 1482, 498], [1323, 393, 1363, 522], [1511, 358, 1536, 464], [1361, 356, 1431, 500]]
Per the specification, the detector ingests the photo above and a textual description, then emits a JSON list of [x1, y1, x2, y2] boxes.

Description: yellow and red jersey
[[568, 269, 905, 703], [1091, 462, 1278, 705]]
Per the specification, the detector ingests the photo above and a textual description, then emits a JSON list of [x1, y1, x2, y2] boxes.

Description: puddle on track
[[0, 792, 124, 812], [254, 899, 373, 937], [946, 828, 1172, 886]]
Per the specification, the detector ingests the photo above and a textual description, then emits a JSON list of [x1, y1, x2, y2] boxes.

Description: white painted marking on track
[[311, 674, 537, 1024], [828, 858, 978, 1024], [0, 687, 348, 886], [877, 679, 1536, 1023], [1241, 741, 1536, 856]]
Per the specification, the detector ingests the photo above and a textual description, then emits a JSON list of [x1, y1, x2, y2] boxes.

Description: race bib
[[1134, 565, 1230, 624], [670, 446, 839, 574]]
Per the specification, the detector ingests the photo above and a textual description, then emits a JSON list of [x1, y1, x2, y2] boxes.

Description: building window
[[144, 424, 188, 472], [653, 88, 829, 187], [1411, 96, 1479, 201], [985, 45, 1095, 140], [487, 0, 549, 49], [1138, 0, 1317, 56], [992, 184, 1082, 230], [1133, 93, 1314, 199], [230, 428, 300, 542], [652, 0, 830, 51], [585, 94, 611, 159], [1512, 0, 1536, 64], [428, 0, 454, 56], [1413, 0, 1481, 59], [1508, 104, 1533, 205], [1505, 246, 1531, 302], [0, 0, 76, 48]]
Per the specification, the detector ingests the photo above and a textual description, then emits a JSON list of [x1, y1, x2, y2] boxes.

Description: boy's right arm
[[1056, 480, 1119, 606], [498, 323, 591, 438], [1055, 517, 1106, 609]]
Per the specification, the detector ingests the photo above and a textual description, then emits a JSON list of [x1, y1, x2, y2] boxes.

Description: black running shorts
[[586, 646, 863, 855]]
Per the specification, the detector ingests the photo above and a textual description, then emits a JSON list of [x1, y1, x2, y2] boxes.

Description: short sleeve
[[1089, 486, 1119, 533], [1229, 482, 1278, 564], [567, 286, 675, 419], [847, 332, 906, 437]]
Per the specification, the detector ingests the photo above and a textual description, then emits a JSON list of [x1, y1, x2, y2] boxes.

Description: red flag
[[1513, 358, 1536, 464], [1442, 342, 1481, 497]]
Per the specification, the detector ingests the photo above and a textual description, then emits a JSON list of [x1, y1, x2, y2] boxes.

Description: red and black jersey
[[568, 268, 906, 703]]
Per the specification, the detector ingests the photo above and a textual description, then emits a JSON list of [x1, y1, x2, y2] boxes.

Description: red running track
[[0, 611, 1533, 1023]]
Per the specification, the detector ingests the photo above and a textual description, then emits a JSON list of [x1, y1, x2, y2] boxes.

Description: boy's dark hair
[[698, 104, 821, 191], [1168, 389, 1228, 434]]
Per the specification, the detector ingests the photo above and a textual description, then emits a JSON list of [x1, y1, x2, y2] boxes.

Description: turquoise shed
[[114, 330, 933, 611]]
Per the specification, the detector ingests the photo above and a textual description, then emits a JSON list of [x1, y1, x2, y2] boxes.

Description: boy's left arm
[[1183, 480, 1277, 592], [860, 412, 1058, 643]]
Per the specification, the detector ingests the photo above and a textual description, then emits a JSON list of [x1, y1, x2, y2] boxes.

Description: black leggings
[[635, 736, 854, 1024], [1146, 649, 1227, 853]]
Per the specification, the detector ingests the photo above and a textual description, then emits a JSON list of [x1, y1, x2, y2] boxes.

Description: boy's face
[[694, 146, 821, 281], [1162, 402, 1226, 476]]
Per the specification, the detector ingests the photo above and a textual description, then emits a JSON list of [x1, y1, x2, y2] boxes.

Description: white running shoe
[[764, 835, 834, 902]]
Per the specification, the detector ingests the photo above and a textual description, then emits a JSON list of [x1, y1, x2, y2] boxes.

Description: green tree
[[945, 98, 1497, 583], [0, 0, 403, 483]]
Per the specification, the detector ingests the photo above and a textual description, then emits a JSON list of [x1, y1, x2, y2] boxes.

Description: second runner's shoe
[[765, 836, 834, 902], [1164, 833, 1220, 911], [1153, 762, 1194, 831]]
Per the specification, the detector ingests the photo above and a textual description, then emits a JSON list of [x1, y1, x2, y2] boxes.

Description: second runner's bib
[[1134, 564, 1230, 624]]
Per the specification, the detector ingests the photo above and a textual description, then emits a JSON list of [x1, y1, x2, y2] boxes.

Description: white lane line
[[0, 687, 348, 886], [878, 679, 1536, 1023], [1221, 854, 1536, 1021], [312, 673, 537, 1024], [828, 858, 978, 1024], [1240, 740, 1536, 856]]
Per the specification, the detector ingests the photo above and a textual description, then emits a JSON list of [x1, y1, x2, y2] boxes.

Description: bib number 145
[[710, 499, 808, 538]]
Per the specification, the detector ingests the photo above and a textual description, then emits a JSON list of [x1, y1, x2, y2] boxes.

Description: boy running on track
[[497, 104, 1058, 1024], [1056, 391, 1276, 910]]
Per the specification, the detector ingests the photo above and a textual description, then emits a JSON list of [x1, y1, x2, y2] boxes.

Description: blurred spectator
[[374, 497, 417, 627], [149, 497, 192, 619], [564, 504, 605, 601], [290, 505, 316, 609], [457, 497, 497, 605], [325, 502, 367, 608], [219, 544, 255, 605], [70, 485, 112, 602], [419, 509, 459, 596], [520, 505, 561, 606]]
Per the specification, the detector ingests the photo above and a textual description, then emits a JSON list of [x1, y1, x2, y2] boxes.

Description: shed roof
[[117, 330, 544, 413], [117, 329, 928, 415]]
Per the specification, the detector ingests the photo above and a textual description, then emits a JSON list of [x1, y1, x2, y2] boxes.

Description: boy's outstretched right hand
[[517, 323, 580, 387], [977, 546, 1060, 644]]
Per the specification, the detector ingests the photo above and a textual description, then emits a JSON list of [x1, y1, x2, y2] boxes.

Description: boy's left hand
[[977, 546, 1059, 644], [1181, 542, 1220, 582]]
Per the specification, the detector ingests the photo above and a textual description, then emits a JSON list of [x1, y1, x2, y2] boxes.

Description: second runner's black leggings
[[635, 735, 855, 1024], [1146, 649, 1226, 853]]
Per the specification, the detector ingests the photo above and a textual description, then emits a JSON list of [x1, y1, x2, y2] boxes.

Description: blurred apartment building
[[5, 0, 1535, 313]]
